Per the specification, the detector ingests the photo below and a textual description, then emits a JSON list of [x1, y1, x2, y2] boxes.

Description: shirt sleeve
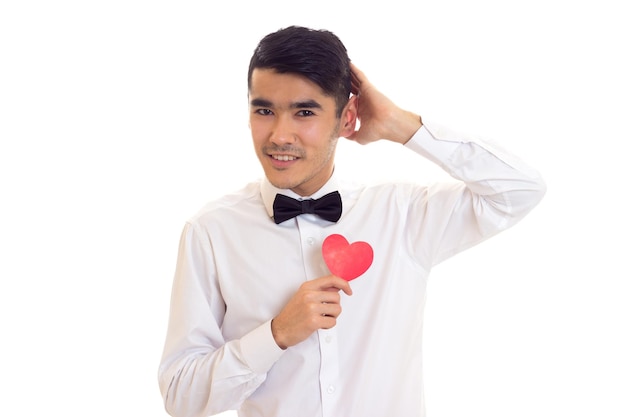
[[404, 119, 547, 266], [158, 222, 285, 417]]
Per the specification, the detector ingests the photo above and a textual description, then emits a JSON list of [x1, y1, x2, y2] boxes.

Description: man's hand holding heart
[[271, 275, 352, 350], [271, 234, 373, 350]]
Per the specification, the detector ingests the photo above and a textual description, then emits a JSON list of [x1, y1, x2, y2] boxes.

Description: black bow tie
[[273, 191, 342, 224]]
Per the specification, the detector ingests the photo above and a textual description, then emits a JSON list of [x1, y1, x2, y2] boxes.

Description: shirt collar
[[261, 170, 341, 220]]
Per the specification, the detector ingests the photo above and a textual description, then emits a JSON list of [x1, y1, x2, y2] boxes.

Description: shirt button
[[307, 237, 315, 246], [325, 335, 333, 343], [327, 385, 336, 394]]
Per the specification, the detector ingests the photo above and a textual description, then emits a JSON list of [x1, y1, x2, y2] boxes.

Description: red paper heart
[[322, 234, 373, 281]]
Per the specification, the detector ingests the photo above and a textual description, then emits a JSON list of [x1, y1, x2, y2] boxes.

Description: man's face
[[249, 68, 352, 196]]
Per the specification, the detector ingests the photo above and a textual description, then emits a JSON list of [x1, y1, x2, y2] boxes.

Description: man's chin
[[267, 178, 298, 192]]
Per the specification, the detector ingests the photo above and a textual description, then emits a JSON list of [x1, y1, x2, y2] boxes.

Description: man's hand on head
[[347, 63, 423, 146]]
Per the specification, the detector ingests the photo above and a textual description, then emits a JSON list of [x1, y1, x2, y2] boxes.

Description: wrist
[[393, 111, 422, 144], [270, 319, 288, 350]]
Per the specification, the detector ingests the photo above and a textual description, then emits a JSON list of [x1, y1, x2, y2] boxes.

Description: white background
[[1, 1, 624, 416]]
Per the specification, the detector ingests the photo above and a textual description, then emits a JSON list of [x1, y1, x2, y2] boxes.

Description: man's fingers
[[319, 302, 342, 318], [310, 275, 353, 296], [350, 62, 364, 95]]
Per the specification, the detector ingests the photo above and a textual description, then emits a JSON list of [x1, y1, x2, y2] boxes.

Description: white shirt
[[158, 122, 546, 417]]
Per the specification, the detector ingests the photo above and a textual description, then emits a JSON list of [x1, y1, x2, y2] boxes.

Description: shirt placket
[[296, 216, 341, 417]]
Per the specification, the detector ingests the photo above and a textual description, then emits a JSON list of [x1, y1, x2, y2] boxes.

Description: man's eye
[[256, 109, 273, 116], [297, 110, 315, 117]]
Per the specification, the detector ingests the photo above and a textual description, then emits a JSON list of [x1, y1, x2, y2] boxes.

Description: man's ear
[[339, 95, 358, 137]]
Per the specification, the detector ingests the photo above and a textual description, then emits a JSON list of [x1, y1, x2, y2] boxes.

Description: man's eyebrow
[[250, 98, 273, 108], [290, 100, 322, 110], [249, 98, 323, 110]]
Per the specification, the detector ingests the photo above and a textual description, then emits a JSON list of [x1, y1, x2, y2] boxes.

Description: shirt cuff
[[239, 319, 285, 374], [404, 120, 465, 168]]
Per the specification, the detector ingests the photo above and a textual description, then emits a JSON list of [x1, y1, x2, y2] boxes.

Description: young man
[[158, 26, 546, 417]]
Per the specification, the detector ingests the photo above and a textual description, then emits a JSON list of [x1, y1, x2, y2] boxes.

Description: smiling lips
[[271, 154, 298, 161]]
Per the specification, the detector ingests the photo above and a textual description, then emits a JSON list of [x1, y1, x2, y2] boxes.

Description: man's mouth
[[271, 154, 298, 161]]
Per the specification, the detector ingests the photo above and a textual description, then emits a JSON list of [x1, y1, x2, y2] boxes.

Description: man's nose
[[270, 115, 295, 144]]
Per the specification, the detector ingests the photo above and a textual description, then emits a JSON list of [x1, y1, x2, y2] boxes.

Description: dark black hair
[[248, 26, 352, 118]]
